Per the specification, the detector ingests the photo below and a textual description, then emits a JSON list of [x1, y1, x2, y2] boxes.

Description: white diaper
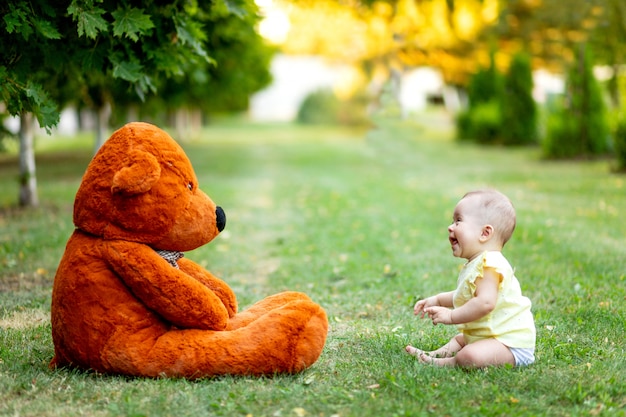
[[509, 347, 535, 367]]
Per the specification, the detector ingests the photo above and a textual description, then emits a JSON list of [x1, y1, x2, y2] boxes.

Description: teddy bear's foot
[[226, 291, 314, 330], [218, 298, 328, 375], [286, 300, 329, 373], [247, 297, 329, 374]]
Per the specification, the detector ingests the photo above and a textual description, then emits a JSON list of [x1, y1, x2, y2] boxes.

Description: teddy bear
[[50, 122, 328, 378]]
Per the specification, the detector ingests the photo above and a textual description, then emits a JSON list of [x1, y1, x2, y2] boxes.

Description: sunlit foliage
[[279, 0, 626, 91]]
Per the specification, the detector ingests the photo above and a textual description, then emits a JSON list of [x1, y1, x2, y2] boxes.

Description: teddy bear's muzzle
[[216, 206, 226, 232]]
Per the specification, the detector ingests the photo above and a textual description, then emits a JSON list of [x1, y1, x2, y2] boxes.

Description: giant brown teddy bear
[[50, 122, 328, 378]]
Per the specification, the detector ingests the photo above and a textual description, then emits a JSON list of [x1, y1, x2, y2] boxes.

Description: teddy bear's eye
[[187, 182, 193, 191]]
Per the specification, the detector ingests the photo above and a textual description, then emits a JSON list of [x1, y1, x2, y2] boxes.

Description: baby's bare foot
[[418, 352, 434, 364], [405, 345, 428, 357], [407, 346, 456, 366], [419, 353, 455, 367]]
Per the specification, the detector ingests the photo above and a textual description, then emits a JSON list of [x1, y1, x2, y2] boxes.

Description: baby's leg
[[454, 338, 515, 368], [406, 333, 465, 359], [426, 338, 515, 368]]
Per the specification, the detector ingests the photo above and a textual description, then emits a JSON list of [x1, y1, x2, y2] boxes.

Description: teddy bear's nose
[[216, 206, 226, 232]]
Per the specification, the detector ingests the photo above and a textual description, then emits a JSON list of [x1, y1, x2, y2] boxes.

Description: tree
[[1, 0, 225, 129], [613, 114, 626, 171], [1, 0, 264, 206], [281, 0, 500, 86], [589, 0, 626, 108], [501, 52, 537, 145], [467, 48, 501, 106], [544, 45, 609, 158], [489, 0, 626, 77], [1, 1, 67, 206], [18, 112, 38, 207], [456, 49, 502, 144], [115, 0, 274, 136]]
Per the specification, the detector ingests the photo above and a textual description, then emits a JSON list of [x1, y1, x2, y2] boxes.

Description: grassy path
[[0, 117, 624, 416]]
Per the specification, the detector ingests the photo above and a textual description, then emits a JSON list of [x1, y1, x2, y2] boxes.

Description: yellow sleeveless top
[[453, 251, 536, 348]]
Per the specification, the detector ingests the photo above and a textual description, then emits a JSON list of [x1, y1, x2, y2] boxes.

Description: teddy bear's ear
[[111, 149, 161, 195]]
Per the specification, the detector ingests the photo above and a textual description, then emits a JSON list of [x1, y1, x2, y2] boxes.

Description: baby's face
[[447, 196, 488, 260]]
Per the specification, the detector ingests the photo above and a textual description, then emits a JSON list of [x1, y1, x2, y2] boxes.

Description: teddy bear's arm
[[105, 240, 230, 330], [177, 258, 238, 317]]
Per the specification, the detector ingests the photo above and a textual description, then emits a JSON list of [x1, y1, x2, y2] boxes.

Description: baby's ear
[[480, 224, 494, 241], [111, 149, 161, 195]]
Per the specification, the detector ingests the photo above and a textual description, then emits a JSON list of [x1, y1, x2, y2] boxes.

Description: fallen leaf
[[292, 408, 306, 417]]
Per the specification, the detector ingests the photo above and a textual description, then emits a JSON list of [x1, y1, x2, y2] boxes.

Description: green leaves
[[110, 55, 143, 82], [67, 1, 108, 39], [3, 2, 61, 40], [223, 0, 248, 18], [68, 3, 156, 41], [31, 18, 62, 39], [112, 7, 154, 41], [173, 14, 209, 60], [3, 4, 31, 35], [1, 0, 266, 131], [24, 82, 60, 133]]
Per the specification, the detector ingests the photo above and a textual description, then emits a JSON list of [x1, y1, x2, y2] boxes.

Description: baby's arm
[[414, 291, 454, 318], [425, 268, 499, 325]]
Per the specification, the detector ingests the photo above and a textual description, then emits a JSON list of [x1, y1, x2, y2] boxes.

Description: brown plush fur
[[50, 122, 328, 378]]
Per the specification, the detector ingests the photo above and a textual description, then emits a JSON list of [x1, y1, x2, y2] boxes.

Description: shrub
[[337, 90, 371, 126], [501, 53, 538, 145], [456, 101, 502, 144], [544, 47, 610, 158], [614, 115, 626, 171], [468, 100, 502, 144], [297, 89, 341, 125], [455, 109, 473, 141], [456, 49, 503, 144], [467, 50, 502, 106], [297, 89, 370, 126], [543, 106, 578, 158]]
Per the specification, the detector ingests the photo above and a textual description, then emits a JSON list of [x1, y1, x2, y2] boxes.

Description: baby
[[406, 189, 535, 367]]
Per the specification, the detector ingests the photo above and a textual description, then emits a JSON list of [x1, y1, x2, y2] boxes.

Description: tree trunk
[[173, 107, 203, 140], [174, 108, 188, 141], [608, 65, 621, 109], [93, 102, 111, 153], [18, 112, 39, 207]]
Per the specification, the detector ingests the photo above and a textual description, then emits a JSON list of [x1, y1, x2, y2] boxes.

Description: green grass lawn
[[1, 116, 624, 416]]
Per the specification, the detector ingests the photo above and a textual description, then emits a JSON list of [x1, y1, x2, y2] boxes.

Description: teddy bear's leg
[[226, 291, 313, 330], [104, 298, 328, 378]]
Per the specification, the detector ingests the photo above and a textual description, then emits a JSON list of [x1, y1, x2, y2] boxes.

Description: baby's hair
[[463, 189, 516, 245]]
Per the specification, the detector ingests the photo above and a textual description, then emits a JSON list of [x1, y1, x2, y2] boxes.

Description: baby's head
[[461, 189, 516, 247]]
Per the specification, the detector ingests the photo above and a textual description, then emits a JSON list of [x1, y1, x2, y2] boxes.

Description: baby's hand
[[424, 306, 453, 325], [413, 296, 438, 318]]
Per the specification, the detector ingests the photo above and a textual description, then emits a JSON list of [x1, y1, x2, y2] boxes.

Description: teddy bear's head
[[73, 122, 226, 252]]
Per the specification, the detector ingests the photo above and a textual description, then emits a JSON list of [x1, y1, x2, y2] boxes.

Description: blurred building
[[249, 54, 452, 121], [248, 54, 350, 121]]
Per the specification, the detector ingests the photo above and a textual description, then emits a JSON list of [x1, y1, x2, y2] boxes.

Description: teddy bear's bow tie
[[155, 250, 184, 269]]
